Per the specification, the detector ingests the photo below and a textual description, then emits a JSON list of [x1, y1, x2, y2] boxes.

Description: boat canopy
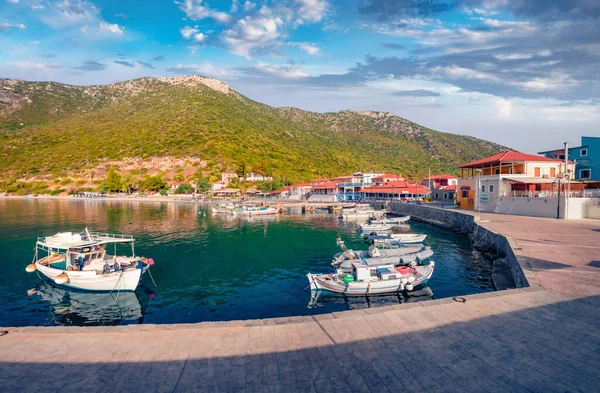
[[37, 230, 135, 250]]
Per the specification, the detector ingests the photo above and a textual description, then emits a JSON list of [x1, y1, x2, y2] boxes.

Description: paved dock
[[1, 213, 599, 392], [473, 212, 600, 299]]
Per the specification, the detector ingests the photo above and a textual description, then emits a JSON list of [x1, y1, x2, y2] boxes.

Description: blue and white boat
[[307, 261, 435, 295], [26, 229, 154, 292]]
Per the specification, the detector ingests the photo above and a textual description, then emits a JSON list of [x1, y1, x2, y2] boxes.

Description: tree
[[173, 174, 184, 182], [121, 174, 137, 194], [104, 166, 122, 193], [142, 175, 166, 192], [196, 177, 211, 193], [176, 184, 194, 194]]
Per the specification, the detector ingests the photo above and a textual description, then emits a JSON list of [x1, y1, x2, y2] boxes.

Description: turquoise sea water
[[0, 199, 493, 326]]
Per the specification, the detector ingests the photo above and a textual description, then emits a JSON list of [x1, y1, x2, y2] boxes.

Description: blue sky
[[1, 0, 599, 153]]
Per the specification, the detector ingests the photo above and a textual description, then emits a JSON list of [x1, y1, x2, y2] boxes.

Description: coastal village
[[167, 136, 600, 220]]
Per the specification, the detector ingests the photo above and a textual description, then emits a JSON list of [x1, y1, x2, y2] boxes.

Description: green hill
[[0, 76, 507, 189]]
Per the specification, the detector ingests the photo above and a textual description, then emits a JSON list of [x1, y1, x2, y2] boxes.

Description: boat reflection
[[307, 286, 434, 310], [29, 283, 150, 326]]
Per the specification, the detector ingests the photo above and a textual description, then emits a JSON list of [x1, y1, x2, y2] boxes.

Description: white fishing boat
[[25, 229, 154, 292], [232, 206, 279, 216], [211, 203, 235, 214], [339, 204, 377, 220], [359, 223, 393, 232], [331, 239, 433, 272], [368, 233, 428, 244], [307, 261, 435, 295], [368, 216, 410, 224]]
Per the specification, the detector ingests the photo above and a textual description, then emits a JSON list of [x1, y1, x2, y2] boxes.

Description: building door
[[534, 167, 541, 177]]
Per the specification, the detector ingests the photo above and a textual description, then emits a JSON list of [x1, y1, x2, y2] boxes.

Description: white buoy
[[406, 283, 414, 291], [25, 263, 37, 273], [408, 275, 415, 283], [54, 273, 69, 285]]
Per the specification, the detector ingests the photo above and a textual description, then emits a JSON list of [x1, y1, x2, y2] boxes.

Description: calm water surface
[[0, 199, 493, 326]]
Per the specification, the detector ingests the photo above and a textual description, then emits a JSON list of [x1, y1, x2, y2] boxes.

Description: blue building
[[538, 136, 600, 181]]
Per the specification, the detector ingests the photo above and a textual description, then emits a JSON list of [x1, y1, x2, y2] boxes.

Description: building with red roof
[[457, 150, 584, 218], [421, 174, 457, 188]]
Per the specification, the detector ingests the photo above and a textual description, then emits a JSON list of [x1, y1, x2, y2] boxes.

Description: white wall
[[493, 196, 559, 218], [586, 203, 600, 220]]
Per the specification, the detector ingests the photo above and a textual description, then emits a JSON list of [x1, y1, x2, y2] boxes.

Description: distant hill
[[0, 76, 508, 186]]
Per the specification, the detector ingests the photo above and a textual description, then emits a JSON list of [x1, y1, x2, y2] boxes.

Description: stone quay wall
[[385, 202, 529, 291]]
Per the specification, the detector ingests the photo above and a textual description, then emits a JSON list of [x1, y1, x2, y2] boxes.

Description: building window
[[581, 149, 587, 156], [550, 167, 556, 177], [481, 185, 486, 192], [558, 155, 565, 159], [489, 185, 494, 193], [435, 192, 439, 198], [580, 169, 591, 179], [444, 193, 448, 199], [462, 190, 468, 198], [495, 169, 500, 174]]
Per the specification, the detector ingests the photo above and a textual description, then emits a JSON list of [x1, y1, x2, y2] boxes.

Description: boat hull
[[36, 262, 142, 292], [307, 264, 434, 296]]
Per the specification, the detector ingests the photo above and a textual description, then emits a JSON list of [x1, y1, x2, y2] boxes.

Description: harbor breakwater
[[381, 202, 529, 291]]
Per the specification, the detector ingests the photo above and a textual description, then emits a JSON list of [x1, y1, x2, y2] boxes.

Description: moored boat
[[26, 229, 154, 292], [307, 261, 435, 295], [368, 216, 410, 224], [368, 233, 428, 244], [232, 206, 279, 216]]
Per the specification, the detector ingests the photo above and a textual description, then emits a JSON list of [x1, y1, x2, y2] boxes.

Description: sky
[[1, 0, 599, 153]]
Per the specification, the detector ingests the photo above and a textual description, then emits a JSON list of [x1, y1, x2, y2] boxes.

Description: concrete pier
[[1, 211, 599, 392]]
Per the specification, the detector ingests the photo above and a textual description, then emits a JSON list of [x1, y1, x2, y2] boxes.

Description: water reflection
[[30, 283, 150, 326], [0, 199, 494, 327], [307, 286, 434, 310]]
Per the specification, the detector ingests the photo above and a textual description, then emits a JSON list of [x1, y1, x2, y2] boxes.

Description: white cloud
[[222, 13, 285, 57], [243, 1, 255, 12], [176, 0, 231, 23], [295, 0, 328, 24], [167, 62, 235, 78], [253, 62, 310, 79], [291, 42, 320, 55], [99, 21, 123, 35], [180, 25, 199, 39], [193, 32, 206, 43], [0, 22, 26, 30], [431, 66, 499, 82], [29, 40, 39, 44], [31, 5, 45, 10], [6, 0, 19, 3]]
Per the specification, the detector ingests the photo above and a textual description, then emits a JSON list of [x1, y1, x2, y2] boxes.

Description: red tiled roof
[[313, 181, 338, 189], [271, 187, 291, 194], [362, 185, 430, 194], [422, 174, 457, 180], [460, 151, 563, 168], [440, 185, 457, 191], [330, 175, 352, 181]]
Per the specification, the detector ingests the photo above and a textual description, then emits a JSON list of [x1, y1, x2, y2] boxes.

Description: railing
[[89, 232, 134, 240], [501, 189, 600, 198]]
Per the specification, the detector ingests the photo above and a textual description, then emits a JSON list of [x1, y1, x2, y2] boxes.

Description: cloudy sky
[[1, 0, 598, 153]]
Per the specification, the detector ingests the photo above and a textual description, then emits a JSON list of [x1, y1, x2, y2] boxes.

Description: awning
[[502, 177, 581, 184]]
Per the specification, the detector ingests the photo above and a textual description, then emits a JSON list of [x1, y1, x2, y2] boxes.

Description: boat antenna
[[85, 227, 92, 240]]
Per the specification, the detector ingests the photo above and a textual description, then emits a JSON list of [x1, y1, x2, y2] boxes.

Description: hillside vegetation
[[0, 76, 507, 190]]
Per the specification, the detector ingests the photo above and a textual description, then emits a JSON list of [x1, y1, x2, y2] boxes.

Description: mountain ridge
[[0, 76, 508, 189]]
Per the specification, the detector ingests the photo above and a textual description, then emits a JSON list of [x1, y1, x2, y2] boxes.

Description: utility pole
[[556, 177, 561, 219], [564, 142, 569, 219]]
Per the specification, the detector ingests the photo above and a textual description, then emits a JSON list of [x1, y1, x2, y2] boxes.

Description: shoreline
[[0, 194, 357, 206]]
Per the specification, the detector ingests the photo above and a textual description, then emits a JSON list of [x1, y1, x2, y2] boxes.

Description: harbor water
[[0, 199, 494, 326]]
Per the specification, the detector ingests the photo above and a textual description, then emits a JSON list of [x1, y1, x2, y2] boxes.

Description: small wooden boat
[[307, 261, 435, 295], [359, 223, 393, 232], [211, 203, 235, 214], [232, 206, 279, 216], [332, 239, 433, 272], [26, 229, 154, 292], [368, 233, 427, 244], [368, 216, 410, 224]]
